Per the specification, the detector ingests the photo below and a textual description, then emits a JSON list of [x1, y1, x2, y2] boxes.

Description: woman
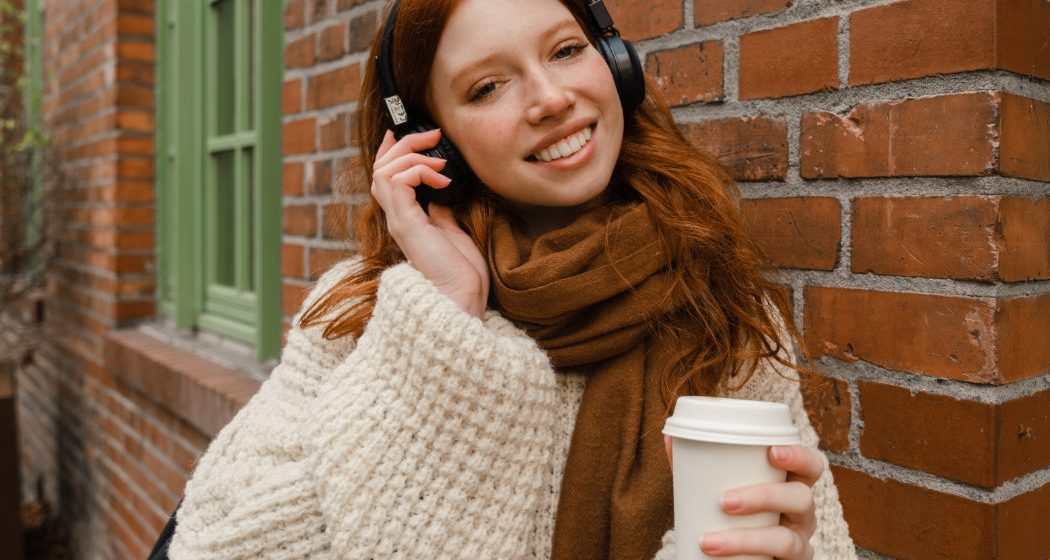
[[168, 0, 857, 558]]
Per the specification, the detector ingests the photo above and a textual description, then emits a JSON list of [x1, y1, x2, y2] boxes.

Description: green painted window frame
[[156, 0, 282, 360]]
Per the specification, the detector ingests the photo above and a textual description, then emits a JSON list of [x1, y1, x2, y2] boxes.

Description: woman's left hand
[[663, 438, 823, 559]]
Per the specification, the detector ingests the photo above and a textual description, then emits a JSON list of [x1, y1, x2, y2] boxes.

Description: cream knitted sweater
[[169, 259, 857, 559]]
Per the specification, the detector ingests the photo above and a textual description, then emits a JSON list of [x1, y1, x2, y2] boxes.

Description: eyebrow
[[449, 18, 581, 89]]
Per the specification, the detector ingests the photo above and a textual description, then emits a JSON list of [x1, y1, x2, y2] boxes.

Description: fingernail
[[719, 492, 741, 512], [772, 446, 789, 462], [700, 533, 723, 552]]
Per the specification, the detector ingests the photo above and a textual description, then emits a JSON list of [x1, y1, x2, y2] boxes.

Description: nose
[[525, 68, 575, 124]]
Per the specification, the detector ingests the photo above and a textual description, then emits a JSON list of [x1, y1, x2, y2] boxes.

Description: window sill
[[104, 328, 264, 438]]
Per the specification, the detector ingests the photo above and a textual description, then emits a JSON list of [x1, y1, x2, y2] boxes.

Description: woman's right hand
[[370, 129, 490, 318]]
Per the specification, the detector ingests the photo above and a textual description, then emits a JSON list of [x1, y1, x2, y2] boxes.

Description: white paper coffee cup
[[662, 396, 801, 560]]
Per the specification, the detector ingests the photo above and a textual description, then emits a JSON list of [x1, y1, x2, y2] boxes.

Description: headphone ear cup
[[595, 35, 645, 116], [397, 119, 475, 207]]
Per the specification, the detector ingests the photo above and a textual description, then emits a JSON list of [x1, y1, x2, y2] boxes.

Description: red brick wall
[[633, 0, 1050, 558], [12, 0, 1050, 558]]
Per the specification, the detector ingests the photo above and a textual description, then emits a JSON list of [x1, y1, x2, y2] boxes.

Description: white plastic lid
[[662, 396, 801, 446]]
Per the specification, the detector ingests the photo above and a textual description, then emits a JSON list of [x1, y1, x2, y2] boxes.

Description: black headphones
[[375, 0, 645, 207]]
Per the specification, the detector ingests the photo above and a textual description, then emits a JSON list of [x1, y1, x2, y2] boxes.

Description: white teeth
[[533, 127, 592, 162]]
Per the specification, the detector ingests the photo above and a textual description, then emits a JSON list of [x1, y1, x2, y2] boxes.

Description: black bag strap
[[146, 497, 182, 560]]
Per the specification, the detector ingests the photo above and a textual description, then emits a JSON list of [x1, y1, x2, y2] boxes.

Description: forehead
[[433, 0, 579, 68]]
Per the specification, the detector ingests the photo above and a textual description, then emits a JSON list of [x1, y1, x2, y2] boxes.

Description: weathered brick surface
[[833, 466, 997, 559], [853, 196, 1050, 282], [306, 63, 359, 109], [1000, 93, 1050, 182], [849, 0, 996, 86], [799, 373, 850, 453], [998, 0, 1050, 81], [284, 204, 319, 237], [606, 0, 683, 41], [694, 0, 791, 26], [859, 381, 998, 487], [801, 92, 998, 179], [999, 481, 1050, 559], [283, 117, 316, 155], [645, 41, 723, 107], [996, 293, 1050, 383], [739, 17, 838, 100], [999, 197, 1050, 282], [681, 117, 788, 181], [804, 287, 998, 383], [740, 197, 840, 270]]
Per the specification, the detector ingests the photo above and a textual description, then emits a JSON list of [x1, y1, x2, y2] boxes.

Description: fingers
[[664, 435, 672, 466], [720, 480, 815, 519], [701, 525, 813, 560], [376, 129, 396, 159], [769, 445, 825, 486], [374, 128, 443, 169]]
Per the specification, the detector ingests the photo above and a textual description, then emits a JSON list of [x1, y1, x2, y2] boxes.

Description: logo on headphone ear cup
[[594, 34, 645, 116]]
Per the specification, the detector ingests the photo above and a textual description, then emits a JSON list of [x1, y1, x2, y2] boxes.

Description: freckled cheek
[[451, 115, 519, 170]]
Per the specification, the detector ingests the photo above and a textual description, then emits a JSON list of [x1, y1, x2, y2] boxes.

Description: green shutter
[[156, 0, 282, 360]]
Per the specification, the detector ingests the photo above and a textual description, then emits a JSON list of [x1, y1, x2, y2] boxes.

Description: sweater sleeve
[[170, 260, 559, 559], [305, 262, 559, 558]]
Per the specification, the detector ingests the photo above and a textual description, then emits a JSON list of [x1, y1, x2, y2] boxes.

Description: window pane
[[247, 0, 255, 131], [213, 0, 235, 135], [244, 147, 254, 291], [213, 150, 236, 286]]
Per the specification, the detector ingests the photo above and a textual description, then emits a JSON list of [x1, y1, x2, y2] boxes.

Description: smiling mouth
[[527, 126, 594, 162]]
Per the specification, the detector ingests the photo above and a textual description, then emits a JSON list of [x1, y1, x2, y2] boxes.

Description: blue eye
[[469, 80, 498, 102], [554, 43, 587, 60]]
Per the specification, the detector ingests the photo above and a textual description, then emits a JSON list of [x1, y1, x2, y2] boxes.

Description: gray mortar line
[[670, 71, 1041, 123], [828, 452, 1050, 504], [777, 267, 1050, 298], [738, 176, 1050, 199], [837, 10, 850, 88], [845, 377, 863, 452], [814, 356, 1050, 404], [855, 548, 894, 560]]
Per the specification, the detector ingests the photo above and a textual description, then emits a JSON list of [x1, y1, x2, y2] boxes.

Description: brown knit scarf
[[487, 201, 680, 560]]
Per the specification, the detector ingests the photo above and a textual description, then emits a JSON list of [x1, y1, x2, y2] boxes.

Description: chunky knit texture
[[169, 259, 857, 559]]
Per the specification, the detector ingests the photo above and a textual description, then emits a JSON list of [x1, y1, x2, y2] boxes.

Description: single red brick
[[801, 92, 998, 179], [740, 197, 840, 270], [282, 282, 309, 318], [309, 247, 352, 281], [322, 202, 349, 240], [680, 117, 788, 181], [832, 466, 996, 559], [282, 117, 315, 155], [348, 10, 378, 54], [606, 0, 683, 40], [851, 196, 1001, 281], [117, 41, 155, 63], [694, 0, 791, 26], [859, 381, 997, 487], [284, 0, 305, 30], [318, 22, 345, 62], [305, 160, 333, 195], [283, 204, 317, 237], [285, 34, 315, 68], [849, 0, 996, 86], [997, 0, 1050, 81], [996, 293, 1050, 383], [306, 64, 360, 110], [282, 243, 305, 279], [799, 372, 850, 453], [804, 287, 998, 383], [116, 14, 154, 37], [1000, 93, 1050, 181], [645, 41, 723, 107], [739, 17, 838, 100], [999, 478, 1050, 558], [999, 197, 1050, 282], [282, 78, 302, 115], [283, 162, 305, 197], [999, 387, 1050, 484], [319, 113, 351, 151]]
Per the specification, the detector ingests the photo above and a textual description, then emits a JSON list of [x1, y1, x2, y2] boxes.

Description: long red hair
[[299, 0, 807, 398]]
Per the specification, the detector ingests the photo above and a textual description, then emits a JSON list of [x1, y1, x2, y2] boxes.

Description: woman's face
[[427, 0, 624, 223]]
